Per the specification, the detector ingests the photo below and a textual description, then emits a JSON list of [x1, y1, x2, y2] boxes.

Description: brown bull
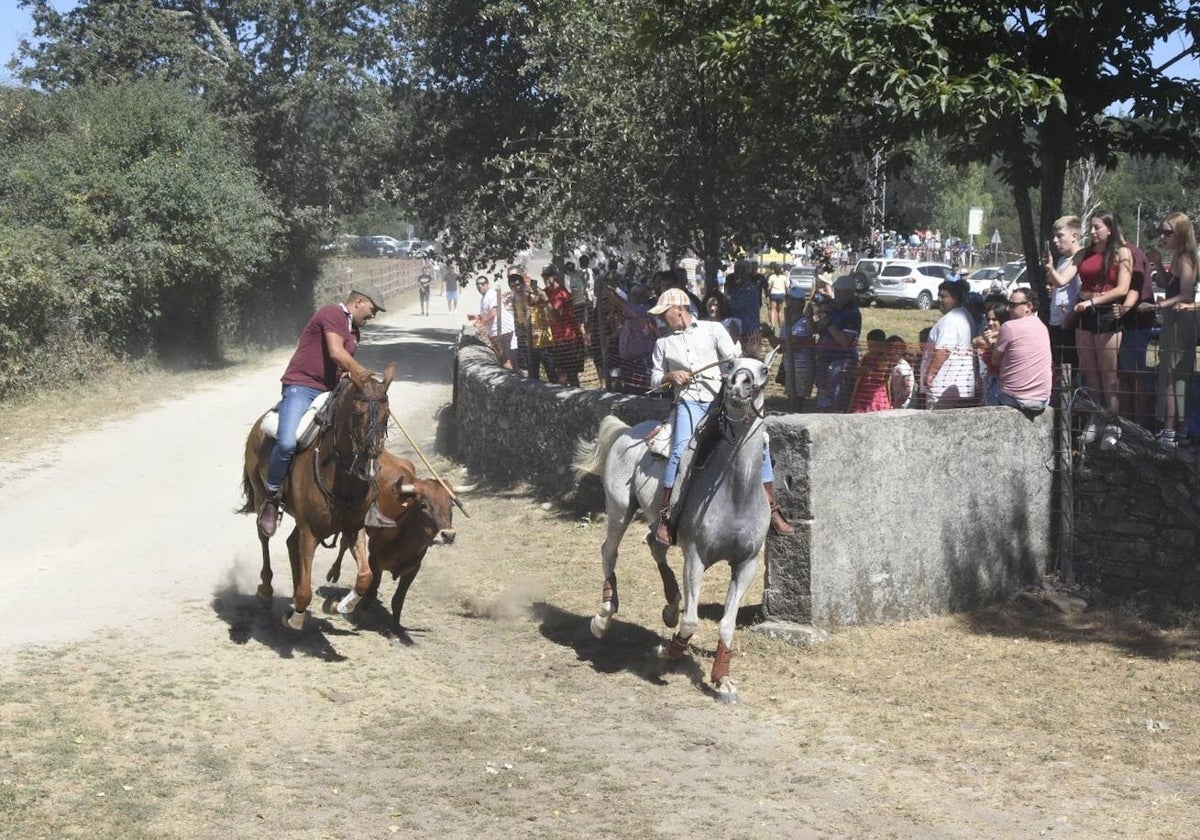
[[327, 450, 460, 637]]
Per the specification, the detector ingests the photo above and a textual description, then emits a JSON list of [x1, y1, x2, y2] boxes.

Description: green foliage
[[699, 0, 1200, 271], [0, 80, 277, 386], [14, 0, 410, 337], [404, 0, 864, 274]]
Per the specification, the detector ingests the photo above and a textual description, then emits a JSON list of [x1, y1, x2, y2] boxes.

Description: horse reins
[[313, 382, 390, 509]]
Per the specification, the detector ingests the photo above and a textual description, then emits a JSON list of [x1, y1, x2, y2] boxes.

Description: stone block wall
[[452, 345, 669, 502], [761, 408, 1054, 625], [1073, 418, 1200, 602], [451, 348, 1057, 626]]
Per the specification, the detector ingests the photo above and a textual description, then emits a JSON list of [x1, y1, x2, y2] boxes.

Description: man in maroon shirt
[[258, 286, 384, 536]]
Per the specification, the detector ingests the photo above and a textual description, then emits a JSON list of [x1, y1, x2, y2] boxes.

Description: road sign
[[991, 229, 1002, 246], [968, 207, 983, 236]]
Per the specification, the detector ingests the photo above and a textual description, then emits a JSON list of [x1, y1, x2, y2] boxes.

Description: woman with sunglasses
[[1143, 214, 1198, 446]]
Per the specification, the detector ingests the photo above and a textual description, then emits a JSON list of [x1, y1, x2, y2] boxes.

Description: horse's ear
[[382, 361, 397, 391]]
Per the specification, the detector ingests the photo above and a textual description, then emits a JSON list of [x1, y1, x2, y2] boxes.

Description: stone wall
[[451, 344, 669, 502], [452, 348, 1057, 626], [761, 408, 1054, 626], [1072, 417, 1200, 602]]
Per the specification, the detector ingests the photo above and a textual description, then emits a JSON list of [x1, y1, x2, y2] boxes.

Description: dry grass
[[1, 475, 1199, 838]]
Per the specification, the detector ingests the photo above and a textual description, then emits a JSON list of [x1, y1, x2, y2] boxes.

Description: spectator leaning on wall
[[920, 280, 977, 409], [990, 287, 1053, 411]]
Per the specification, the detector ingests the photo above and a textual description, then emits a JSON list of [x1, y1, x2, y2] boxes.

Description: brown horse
[[240, 364, 397, 629]]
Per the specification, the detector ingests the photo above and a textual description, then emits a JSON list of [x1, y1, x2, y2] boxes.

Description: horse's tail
[[237, 467, 256, 515], [572, 415, 630, 479]]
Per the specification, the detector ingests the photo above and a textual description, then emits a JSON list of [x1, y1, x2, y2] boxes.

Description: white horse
[[572, 356, 771, 703]]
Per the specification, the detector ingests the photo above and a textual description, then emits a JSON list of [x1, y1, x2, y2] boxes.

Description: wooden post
[[1055, 362, 1075, 585]]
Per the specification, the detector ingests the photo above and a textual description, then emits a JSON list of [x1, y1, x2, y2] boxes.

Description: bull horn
[[454, 483, 477, 494], [397, 483, 416, 495]]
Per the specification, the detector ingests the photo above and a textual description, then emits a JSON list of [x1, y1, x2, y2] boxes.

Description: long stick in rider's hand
[[387, 407, 471, 518]]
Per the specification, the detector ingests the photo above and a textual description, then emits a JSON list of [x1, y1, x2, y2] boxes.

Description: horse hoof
[[590, 614, 610, 639], [282, 609, 306, 631], [255, 586, 273, 606], [714, 678, 741, 705], [321, 597, 338, 616], [662, 602, 680, 628]]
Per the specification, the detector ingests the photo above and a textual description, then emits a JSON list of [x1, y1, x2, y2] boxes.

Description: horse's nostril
[[440, 530, 456, 544]]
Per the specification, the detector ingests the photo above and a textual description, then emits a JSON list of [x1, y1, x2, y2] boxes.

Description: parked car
[[849, 258, 896, 306], [786, 265, 819, 298], [998, 260, 1031, 295], [366, 235, 404, 257], [407, 239, 440, 258], [871, 260, 954, 309], [963, 266, 1006, 297]]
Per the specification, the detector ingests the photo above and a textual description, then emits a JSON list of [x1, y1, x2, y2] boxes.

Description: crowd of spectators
[[466, 209, 1198, 450]]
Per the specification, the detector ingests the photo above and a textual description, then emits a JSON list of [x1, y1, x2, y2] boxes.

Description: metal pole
[[1055, 362, 1075, 585]]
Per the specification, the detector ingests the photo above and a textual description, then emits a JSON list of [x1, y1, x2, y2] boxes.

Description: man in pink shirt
[[992, 287, 1052, 410]]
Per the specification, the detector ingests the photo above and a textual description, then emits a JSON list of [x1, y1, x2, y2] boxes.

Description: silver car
[[872, 261, 953, 309], [787, 265, 820, 298]]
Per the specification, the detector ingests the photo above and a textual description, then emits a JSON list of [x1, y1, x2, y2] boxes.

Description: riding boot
[[763, 481, 794, 536], [654, 486, 675, 546], [258, 490, 282, 537]]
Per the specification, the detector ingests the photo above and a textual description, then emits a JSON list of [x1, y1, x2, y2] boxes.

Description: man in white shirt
[[920, 281, 976, 408], [648, 288, 793, 544], [468, 275, 516, 369]]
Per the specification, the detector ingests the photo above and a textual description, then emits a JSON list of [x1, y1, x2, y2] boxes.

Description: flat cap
[[351, 285, 387, 312]]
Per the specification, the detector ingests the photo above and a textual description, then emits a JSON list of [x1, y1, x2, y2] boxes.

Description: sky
[[1, 1, 1197, 84]]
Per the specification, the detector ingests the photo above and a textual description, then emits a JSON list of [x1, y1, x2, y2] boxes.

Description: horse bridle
[[314, 381, 389, 507]]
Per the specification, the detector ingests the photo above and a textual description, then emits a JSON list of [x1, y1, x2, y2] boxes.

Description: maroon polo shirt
[[281, 304, 359, 391]]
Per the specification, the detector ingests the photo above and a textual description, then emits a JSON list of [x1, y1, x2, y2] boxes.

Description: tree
[[404, 0, 863, 279], [703, 0, 1200, 286], [15, 0, 409, 335], [0, 80, 277, 383]]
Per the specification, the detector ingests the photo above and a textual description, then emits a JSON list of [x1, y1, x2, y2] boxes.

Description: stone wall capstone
[[761, 407, 1054, 626]]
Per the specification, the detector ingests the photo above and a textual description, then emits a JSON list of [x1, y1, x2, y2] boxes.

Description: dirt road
[[1, 288, 1198, 839]]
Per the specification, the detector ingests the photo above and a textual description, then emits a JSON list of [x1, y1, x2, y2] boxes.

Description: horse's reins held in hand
[[645, 358, 728, 395], [387, 407, 471, 519]]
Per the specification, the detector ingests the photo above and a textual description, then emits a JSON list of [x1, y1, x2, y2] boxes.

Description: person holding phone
[[1143, 213, 1198, 446], [1044, 216, 1083, 375]]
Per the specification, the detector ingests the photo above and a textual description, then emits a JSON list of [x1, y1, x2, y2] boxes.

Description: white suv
[[872, 260, 953, 309]]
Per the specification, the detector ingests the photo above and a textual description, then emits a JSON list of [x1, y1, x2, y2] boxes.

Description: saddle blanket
[[259, 391, 332, 451]]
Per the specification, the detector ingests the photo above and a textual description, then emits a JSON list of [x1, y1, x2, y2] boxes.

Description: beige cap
[[647, 288, 690, 315]]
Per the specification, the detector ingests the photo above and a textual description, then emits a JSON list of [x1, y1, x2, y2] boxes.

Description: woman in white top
[[766, 263, 789, 332]]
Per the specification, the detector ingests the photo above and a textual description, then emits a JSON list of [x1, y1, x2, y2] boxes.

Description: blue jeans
[[266, 384, 323, 492], [997, 390, 1048, 412], [663, 399, 772, 488]]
